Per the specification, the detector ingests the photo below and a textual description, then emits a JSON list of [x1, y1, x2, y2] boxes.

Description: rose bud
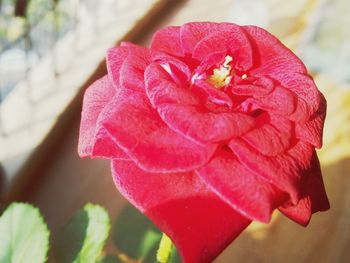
[[78, 22, 329, 263]]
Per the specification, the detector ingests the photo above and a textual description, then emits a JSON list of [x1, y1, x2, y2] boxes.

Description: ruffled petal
[[229, 139, 314, 203], [193, 79, 233, 111], [193, 28, 253, 71], [119, 46, 151, 92], [78, 76, 128, 159], [150, 26, 183, 56], [232, 75, 274, 97], [101, 88, 216, 173], [106, 46, 130, 88], [180, 22, 248, 56], [296, 93, 326, 149], [112, 159, 251, 263], [106, 42, 150, 88], [158, 104, 255, 143], [243, 25, 306, 78], [279, 152, 330, 225], [241, 114, 292, 156], [243, 85, 296, 116], [197, 149, 288, 222], [145, 63, 200, 107], [278, 73, 324, 120]]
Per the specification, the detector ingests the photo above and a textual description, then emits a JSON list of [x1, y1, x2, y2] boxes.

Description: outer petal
[[112, 160, 251, 263], [295, 93, 327, 148], [119, 46, 151, 92], [243, 25, 307, 78], [278, 73, 323, 119], [107, 42, 150, 89], [229, 139, 314, 203], [100, 88, 216, 173], [78, 76, 128, 159], [150, 26, 183, 56], [197, 149, 288, 222], [279, 152, 330, 225]]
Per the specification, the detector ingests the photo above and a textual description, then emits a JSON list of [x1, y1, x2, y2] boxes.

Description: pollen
[[207, 55, 233, 88], [241, 74, 247, 79]]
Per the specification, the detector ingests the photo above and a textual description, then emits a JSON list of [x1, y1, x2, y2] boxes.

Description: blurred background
[[0, 0, 350, 262]]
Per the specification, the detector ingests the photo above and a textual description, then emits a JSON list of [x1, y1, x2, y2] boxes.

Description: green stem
[[157, 233, 173, 263]]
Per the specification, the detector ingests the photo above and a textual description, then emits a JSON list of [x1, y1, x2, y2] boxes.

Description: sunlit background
[[0, 0, 350, 262]]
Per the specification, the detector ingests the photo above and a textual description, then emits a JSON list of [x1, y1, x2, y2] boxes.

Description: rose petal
[[150, 26, 183, 56], [101, 88, 216, 173], [229, 139, 315, 203], [145, 63, 200, 107], [278, 73, 324, 119], [295, 87, 326, 148], [158, 104, 255, 143], [106, 42, 150, 88], [243, 26, 307, 78], [232, 75, 274, 97], [193, 29, 253, 71], [152, 51, 192, 82], [241, 114, 293, 156], [279, 152, 330, 225], [112, 159, 251, 263], [181, 22, 250, 59], [244, 85, 296, 116], [119, 47, 151, 92], [78, 76, 128, 159], [193, 79, 233, 111], [197, 149, 288, 222]]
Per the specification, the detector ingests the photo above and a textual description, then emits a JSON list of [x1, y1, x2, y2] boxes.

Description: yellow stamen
[[207, 55, 233, 88]]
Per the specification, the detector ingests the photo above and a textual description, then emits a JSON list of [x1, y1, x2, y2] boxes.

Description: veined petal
[[78, 76, 128, 159], [107, 43, 150, 88], [244, 85, 296, 116], [101, 89, 216, 173], [244, 25, 307, 78], [119, 47, 151, 92], [112, 159, 251, 263], [150, 26, 183, 56], [294, 87, 326, 148], [279, 152, 330, 225], [145, 63, 200, 108], [277, 73, 323, 118], [181, 22, 250, 58], [197, 149, 288, 222], [193, 29, 253, 71], [158, 104, 255, 143], [229, 139, 315, 203], [241, 114, 293, 156]]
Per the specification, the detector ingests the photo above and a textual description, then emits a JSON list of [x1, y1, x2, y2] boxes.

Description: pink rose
[[78, 22, 329, 263]]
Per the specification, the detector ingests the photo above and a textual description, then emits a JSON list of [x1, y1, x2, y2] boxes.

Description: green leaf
[[97, 255, 122, 263], [168, 246, 182, 263], [112, 205, 162, 259], [53, 203, 111, 263], [0, 202, 50, 263]]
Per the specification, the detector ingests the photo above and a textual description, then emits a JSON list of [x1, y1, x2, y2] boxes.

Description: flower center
[[207, 55, 233, 88]]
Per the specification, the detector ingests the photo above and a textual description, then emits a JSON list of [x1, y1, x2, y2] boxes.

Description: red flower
[[78, 22, 329, 263]]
